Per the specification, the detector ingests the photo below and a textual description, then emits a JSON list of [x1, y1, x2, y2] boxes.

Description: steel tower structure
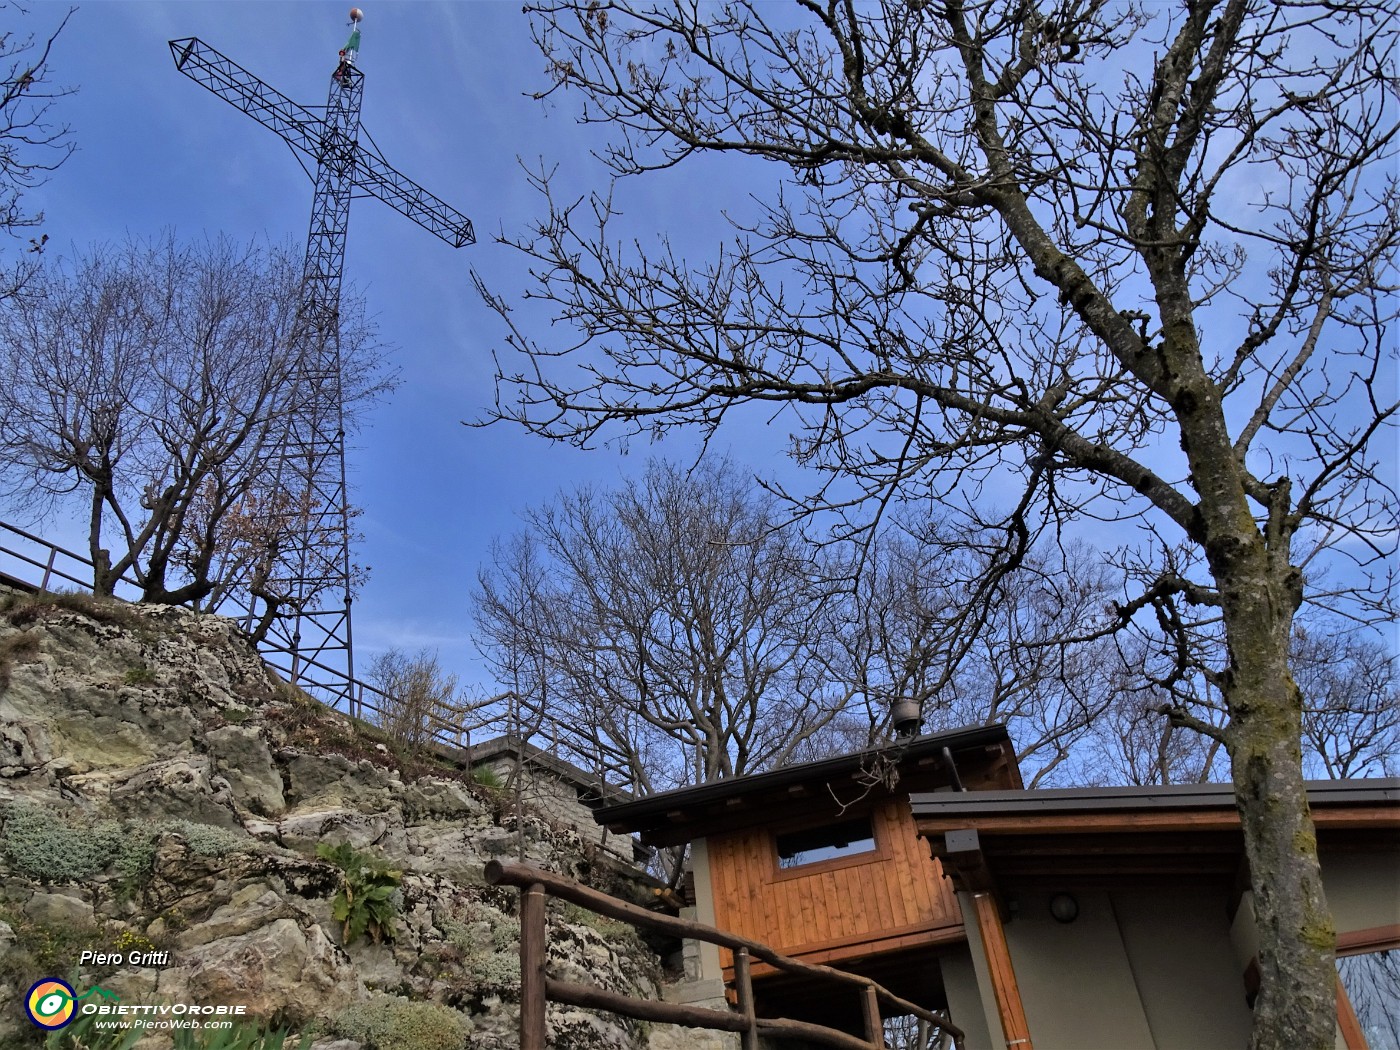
[[170, 13, 473, 703]]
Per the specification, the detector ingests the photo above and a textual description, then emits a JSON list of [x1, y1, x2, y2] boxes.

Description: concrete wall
[[476, 754, 615, 847], [1323, 847, 1400, 936], [1112, 888, 1254, 1050], [958, 887, 1251, 1050], [999, 890, 1157, 1050], [955, 850, 1398, 1050], [940, 944, 995, 1050]]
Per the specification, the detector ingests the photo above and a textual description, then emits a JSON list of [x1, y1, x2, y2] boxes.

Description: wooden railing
[[485, 859, 965, 1050]]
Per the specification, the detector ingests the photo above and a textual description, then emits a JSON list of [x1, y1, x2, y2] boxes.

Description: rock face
[[0, 594, 667, 1048]]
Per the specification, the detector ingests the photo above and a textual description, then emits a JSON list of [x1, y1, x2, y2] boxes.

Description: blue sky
[[11, 0, 787, 690], [8, 1, 1396, 701]]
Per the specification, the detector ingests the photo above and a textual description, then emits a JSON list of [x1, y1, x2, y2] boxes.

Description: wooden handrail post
[[734, 947, 758, 1050], [860, 985, 881, 1046], [521, 882, 548, 1050]]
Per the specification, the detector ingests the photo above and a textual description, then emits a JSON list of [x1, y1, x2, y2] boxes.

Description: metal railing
[[486, 859, 965, 1050], [0, 519, 425, 722], [0, 520, 143, 600]]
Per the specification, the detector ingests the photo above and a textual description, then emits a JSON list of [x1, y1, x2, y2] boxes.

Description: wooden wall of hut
[[708, 795, 964, 974]]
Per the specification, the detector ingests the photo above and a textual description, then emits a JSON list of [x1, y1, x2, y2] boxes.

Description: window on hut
[[776, 816, 877, 869]]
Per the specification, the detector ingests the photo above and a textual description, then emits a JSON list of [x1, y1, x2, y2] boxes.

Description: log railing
[[485, 859, 965, 1050]]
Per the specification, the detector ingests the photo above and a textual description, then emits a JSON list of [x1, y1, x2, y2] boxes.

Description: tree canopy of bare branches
[[0, 233, 394, 614], [0, 3, 74, 298], [480, 2, 1398, 1044], [476, 458, 852, 794], [831, 525, 1120, 787]]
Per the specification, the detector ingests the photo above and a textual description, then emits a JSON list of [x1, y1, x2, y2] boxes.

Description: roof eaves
[[595, 722, 1011, 830], [908, 777, 1400, 818]]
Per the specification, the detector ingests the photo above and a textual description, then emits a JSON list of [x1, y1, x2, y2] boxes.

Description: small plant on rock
[[0, 909, 117, 990], [332, 993, 470, 1050], [316, 841, 402, 944], [470, 765, 503, 790], [121, 663, 156, 685]]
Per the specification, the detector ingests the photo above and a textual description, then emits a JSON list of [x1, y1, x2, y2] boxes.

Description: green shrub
[[332, 994, 469, 1050], [438, 910, 522, 999], [174, 820, 259, 857], [1, 801, 260, 889], [469, 949, 521, 994], [316, 841, 403, 944]]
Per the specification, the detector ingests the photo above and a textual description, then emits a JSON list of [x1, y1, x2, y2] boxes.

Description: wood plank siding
[[711, 797, 963, 971]]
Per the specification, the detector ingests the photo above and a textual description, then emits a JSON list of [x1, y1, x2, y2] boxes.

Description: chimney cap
[[891, 698, 922, 738]]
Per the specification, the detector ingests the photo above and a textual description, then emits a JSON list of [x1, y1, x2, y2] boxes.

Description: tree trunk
[[1164, 363, 1335, 1045], [1221, 572, 1335, 1050], [89, 486, 116, 597]]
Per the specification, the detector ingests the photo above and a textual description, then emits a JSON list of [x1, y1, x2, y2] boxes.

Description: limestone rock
[[109, 755, 239, 827], [204, 724, 286, 817], [277, 807, 402, 853], [0, 598, 665, 1049], [23, 889, 95, 926], [179, 918, 362, 1026], [0, 718, 51, 774]]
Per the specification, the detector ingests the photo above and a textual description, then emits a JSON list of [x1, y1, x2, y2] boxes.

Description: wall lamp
[[1049, 893, 1080, 924]]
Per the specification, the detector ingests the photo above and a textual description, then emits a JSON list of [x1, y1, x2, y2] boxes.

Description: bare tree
[[0, 233, 393, 612], [480, 2, 1398, 1042], [475, 458, 853, 794], [0, 3, 74, 297], [831, 526, 1122, 786], [1294, 622, 1398, 780], [1078, 635, 1229, 787], [366, 647, 462, 755]]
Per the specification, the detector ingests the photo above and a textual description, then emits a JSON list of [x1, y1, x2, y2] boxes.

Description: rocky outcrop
[[0, 593, 669, 1048]]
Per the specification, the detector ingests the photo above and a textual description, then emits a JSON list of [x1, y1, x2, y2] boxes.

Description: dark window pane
[[776, 816, 876, 869]]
